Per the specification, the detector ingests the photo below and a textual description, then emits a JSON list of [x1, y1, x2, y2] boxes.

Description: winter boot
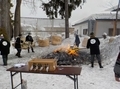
[[17, 52, 22, 58], [91, 62, 94, 68], [98, 62, 103, 68], [28, 47, 30, 53], [31, 47, 34, 53], [15, 53, 18, 56]]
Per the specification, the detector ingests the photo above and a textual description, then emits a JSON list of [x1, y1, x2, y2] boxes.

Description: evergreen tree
[[42, 0, 83, 19]]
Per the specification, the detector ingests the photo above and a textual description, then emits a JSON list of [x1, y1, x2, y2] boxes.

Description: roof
[[73, 5, 120, 26], [105, 5, 120, 11], [73, 12, 120, 26]]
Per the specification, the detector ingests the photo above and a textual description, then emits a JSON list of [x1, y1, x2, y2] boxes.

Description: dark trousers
[[2, 55, 8, 65], [16, 48, 22, 57], [90, 54, 103, 68], [91, 54, 101, 63]]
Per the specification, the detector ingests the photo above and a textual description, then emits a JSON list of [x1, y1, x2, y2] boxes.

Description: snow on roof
[[73, 5, 120, 26], [73, 11, 120, 25], [105, 5, 118, 11]]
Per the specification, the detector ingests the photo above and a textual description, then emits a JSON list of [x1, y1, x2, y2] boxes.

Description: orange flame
[[54, 44, 79, 56], [68, 49, 78, 56]]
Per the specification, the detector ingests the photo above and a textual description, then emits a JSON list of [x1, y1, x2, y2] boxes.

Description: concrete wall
[[96, 21, 120, 37]]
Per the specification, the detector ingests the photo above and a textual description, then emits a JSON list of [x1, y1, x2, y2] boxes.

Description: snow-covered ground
[[0, 34, 120, 89]]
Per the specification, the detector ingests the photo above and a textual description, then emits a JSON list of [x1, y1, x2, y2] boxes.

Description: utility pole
[[65, 0, 69, 38], [114, 0, 120, 36], [0, 0, 1, 27]]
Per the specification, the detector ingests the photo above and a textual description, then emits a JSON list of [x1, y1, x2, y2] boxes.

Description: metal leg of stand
[[76, 75, 78, 89], [66, 75, 79, 89], [10, 72, 22, 89], [20, 72, 22, 89], [74, 75, 78, 89], [10, 72, 14, 89], [74, 75, 76, 89]]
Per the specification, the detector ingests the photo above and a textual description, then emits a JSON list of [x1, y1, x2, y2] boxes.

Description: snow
[[0, 34, 120, 89]]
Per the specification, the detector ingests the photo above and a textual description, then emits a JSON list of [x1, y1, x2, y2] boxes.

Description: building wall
[[72, 22, 88, 36], [73, 20, 120, 37], [96, 20, 120, 37]]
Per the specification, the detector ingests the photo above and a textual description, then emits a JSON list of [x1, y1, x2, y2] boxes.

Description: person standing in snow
[[0, 34, 10, 66], [25, 32, 34, 53], [15, 34, 23, 58], [74, 34, 80, 47], [114, 47, 120, 82], [102, 32, 107, 39], [102, 32, 110, 42], [86, 32, 103, 68]]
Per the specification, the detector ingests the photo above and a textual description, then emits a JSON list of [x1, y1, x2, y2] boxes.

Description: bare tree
[[13, 0, 39, 38], [113, 0, 120, 36], [0, 0, 11, 41], [13, 0, 22, 37]]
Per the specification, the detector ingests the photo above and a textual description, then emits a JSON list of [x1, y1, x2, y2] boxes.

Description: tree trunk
[[65, 0, 69, 38], [14, 0, 22, 38], [0, 0, 1, 27], [0, 0, 11, 41], [114, 0, 120, 36]]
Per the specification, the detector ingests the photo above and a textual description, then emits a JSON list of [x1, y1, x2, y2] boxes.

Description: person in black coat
[[75, 34, 80, 47], [0, 34, 10, 66], [87, 32, 103, 68], [15, 34, 23, 58], [25, 33, 34, 53]]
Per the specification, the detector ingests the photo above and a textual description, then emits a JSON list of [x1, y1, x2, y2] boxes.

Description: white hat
[[0, 34, 3, 37], [103, 32, 107, 36]]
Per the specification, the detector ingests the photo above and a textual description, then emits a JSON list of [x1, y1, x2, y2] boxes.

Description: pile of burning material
[[42, 45, 83, 65]]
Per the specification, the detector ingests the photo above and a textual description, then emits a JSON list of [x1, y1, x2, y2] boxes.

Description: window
[[108, 28, 113, 36], [83, 29, 88, 35], [108, 28, 120, 36], [116, 28, 120, 35]]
